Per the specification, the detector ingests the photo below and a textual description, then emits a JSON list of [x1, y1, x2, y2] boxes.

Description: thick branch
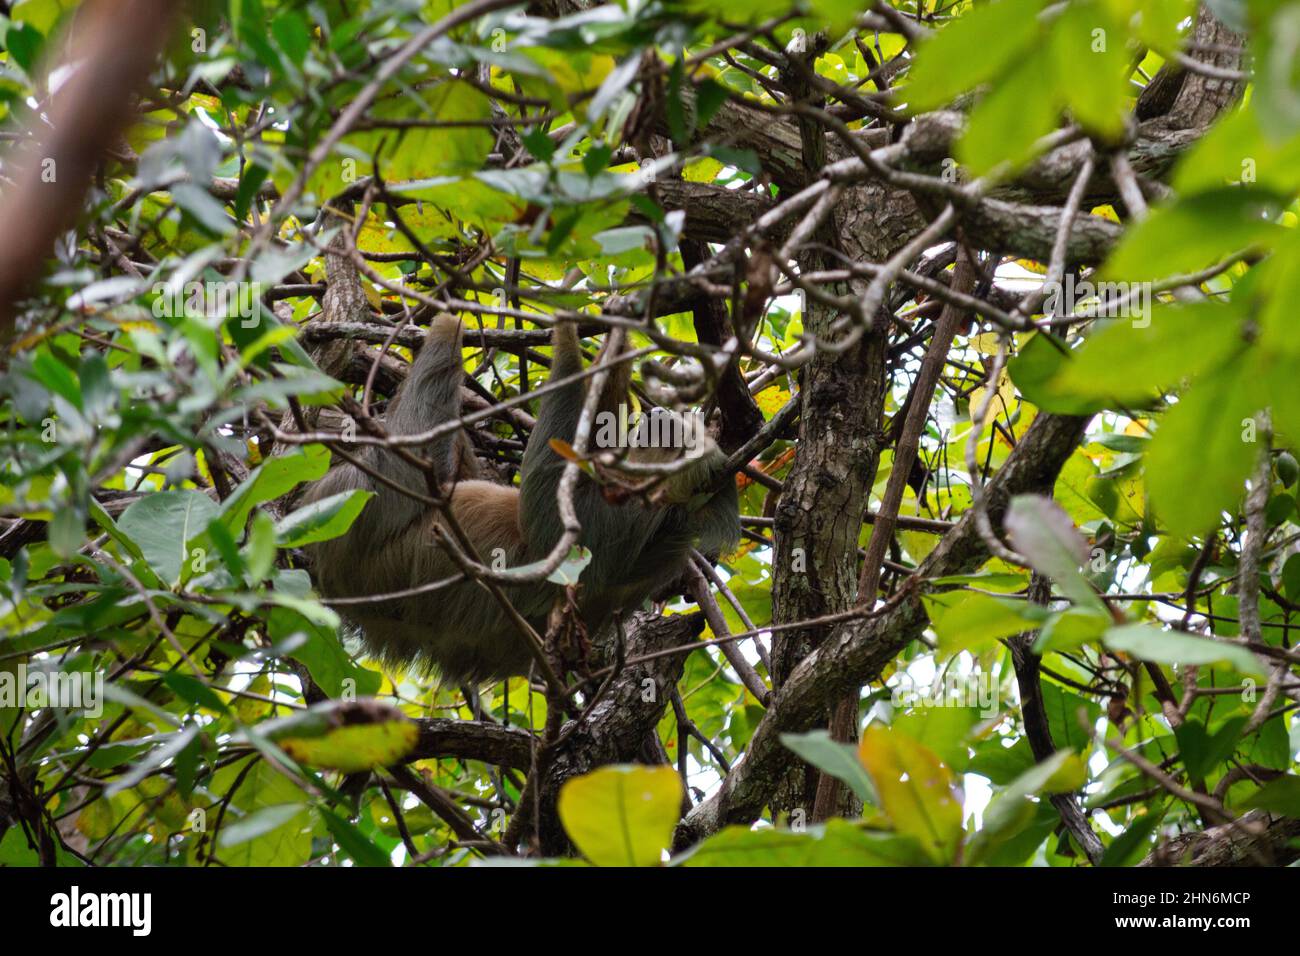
[[1140, 811, 1300, 867], [409, 718, 535, 770]]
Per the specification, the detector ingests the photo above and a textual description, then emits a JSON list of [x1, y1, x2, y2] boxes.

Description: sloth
[[301, 313, 741, 683]]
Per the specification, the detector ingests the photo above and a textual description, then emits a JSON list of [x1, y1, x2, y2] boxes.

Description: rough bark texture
[[410, 718, 535, 770], [1140, 811, 1300, 867], [763, 57, 884, 822], [534, 611, 706, 855]]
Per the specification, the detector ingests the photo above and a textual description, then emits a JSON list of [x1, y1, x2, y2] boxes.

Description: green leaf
[[1250, 5, 1300, 140], [1004, 494, 1107, 612], [89, 498, 143, 562], [1145, 361, 1259, 537], [1048, 0, 1132, 139], [1174, 716, 1246, 786], [217, 803, 308, 848], [271, 10, 311, 68], [1239, 775, 1300, 816], [694, 78, 729, 129], [891, 706, 982, 771], [1048, 301, 1247, 405], [319, 808, 392, 867], [209, 760, 312, 866], [274, 490, 374, 547], [780, 730, 877, 806], [557, 765, 683, 867], [1040, 683, 1099, 753], [314, 81, 492, 197], [217, 446, 331, 536], [1282, 553, 1300, 601], [904, 0, 1046, 112], [923, 590, 1045, 657], [1033, 606, 1111, 654], [959, 47, 1059, 176], [47, 507, 85, 559], [1174, 104, 1300, 196], [1099, 803, 1167, 866], [1101, 189, 1287, 283], [1103, 623, 1266, 677], [267, 607, 381, 699], [1256, 230, 1300, 361], [206, 517, 245, 581], [104, 724, 199, 796], [11, 0, 75, 35], [678, 819, 930, 867], [5, 20, 44, 73], [162, 672, 230, 715], [1134, 0, 1196, 51], [244, 510, 277, 582], [118, 489, 221, 587], [27, 348, 82, 410], [1008, 332, 1112, 415], [969, 737, 1036, 784], [970, 749, 1088, 862]]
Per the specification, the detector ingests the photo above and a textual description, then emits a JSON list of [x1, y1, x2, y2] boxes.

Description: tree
[[1, 0, 1297, 868]]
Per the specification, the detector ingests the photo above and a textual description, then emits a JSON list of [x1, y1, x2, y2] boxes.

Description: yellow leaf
[[76, 796, 117, 841], [683, 157, 724, 183], [755, 386, 790, 417], [557, 765, 683, 866], [858, 724, 964, 864], [969, 367, 1016, 424], [1091, 203, 1120, 223], [549, 437, 581, 462], [278, 720, 417, 774]]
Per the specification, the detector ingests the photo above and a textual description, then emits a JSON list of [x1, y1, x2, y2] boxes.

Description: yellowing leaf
[[262, 700, 418, 773], [858, 724, 964, 865], [968, 366, 1016, 423], [76, 796, 117, 841], [279, 721, 418, 774]]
